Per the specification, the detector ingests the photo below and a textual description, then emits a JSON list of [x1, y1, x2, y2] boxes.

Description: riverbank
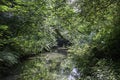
[[1, 47, 74, 80]]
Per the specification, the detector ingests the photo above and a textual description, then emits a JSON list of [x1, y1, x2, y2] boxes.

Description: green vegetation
[[0, 0, 120, 80]]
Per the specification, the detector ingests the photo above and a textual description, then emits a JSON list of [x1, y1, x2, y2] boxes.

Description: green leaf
[[0, 5, 9, 12], [0, 25, 8, 31]]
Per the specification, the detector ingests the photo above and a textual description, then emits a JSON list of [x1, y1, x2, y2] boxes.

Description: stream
[[1, 47, 80, 80]]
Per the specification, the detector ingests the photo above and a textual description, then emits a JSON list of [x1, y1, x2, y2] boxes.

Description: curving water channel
[[1, 47, 80, 80]]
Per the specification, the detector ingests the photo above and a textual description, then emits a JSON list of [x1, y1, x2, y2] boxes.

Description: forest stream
[[0, 0, 120, 80], [1, 47, 80, 80]]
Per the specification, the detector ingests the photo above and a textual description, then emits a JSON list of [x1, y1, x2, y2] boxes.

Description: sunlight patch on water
[[68, 68, 80, 80]]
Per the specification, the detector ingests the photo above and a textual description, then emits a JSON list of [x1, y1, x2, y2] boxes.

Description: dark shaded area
[[56, 38, 72, 47], [54, 28, 72, 47]]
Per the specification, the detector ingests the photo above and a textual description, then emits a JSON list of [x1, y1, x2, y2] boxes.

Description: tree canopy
[[0, 0, 120, 79]]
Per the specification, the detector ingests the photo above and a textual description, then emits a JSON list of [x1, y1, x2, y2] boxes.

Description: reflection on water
[[1, 51, 81, 80], [68, 68, 80, 80], [59, 67, 80, 80]]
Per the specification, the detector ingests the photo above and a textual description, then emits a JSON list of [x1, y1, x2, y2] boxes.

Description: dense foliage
[[0, 0, 120, 79]]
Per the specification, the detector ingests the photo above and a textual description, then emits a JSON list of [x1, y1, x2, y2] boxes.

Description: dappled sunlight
[[0, 0, 120, 80]]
